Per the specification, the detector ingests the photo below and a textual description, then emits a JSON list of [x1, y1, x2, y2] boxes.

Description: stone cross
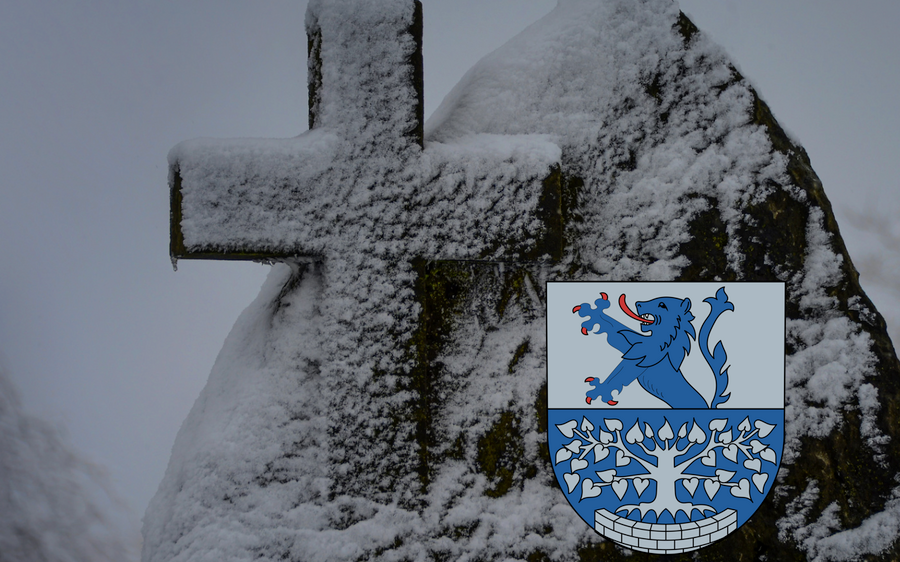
[[168, 0, 570, 499], [170, 0, 566, 265]]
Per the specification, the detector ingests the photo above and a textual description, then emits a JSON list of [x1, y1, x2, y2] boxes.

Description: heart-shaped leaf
[[678, 423, 688, 439], [731, 478, 751, 499], [604, 419, 623, 432], [644, 423, 654, 439], [593, 444, 610, 463], [596, 469, 616, 483], [739, 417, 752, 433], [749, 439, 766, 454], [688, 422, 707, 444], [658, 420, 674, 441], [723, 444, 739, 463], [704, 479, 720, 499], [752, 472, 769, 492], [682, 477, 699, 497], [581, 478, 603, 499], [755, 420, 776, 438], [701, 450, 716, 466], [565, 440, 583, 453], [625, 422, 644, 444], [556, 420, 577, 438], [581, 417, 594, 433], [615, 449, 631, 467], [715, 469, 736, 483], [599, 431, 614, 445], [612, 479, 628, 500], [744, 458, 762, 473], [709, 419, 728, 432], [564, 473, 579, 494], [555, 448, 572, 464], [571, 458, 588, 473], [719, 429, 733, 444], [760, 448, 777, 464], [634, 478, 650, 497]]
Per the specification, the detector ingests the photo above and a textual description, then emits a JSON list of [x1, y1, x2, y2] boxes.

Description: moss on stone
[[476, 411, 525, 498], [677, 196, 737, 282], [534, 381, 548, 435], [406, 260, 472, 493], [508, 341, 530, 374], [674, 11, 699, 46]]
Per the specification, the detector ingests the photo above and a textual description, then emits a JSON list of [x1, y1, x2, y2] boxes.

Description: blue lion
[[573, 288, 733, 409]]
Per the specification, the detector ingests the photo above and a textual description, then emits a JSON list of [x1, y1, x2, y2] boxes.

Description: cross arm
[[169, 130, 339, 262], [412, 134, 569, 263]]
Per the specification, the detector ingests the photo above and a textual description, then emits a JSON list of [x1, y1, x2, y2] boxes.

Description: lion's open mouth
[[618, 294, 655, 324]]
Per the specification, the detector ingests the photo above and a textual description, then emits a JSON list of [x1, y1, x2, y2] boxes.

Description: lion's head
[[626, 296, 696, 369]]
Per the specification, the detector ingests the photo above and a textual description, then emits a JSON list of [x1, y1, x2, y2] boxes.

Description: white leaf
[[752, 472, 769, 492], [625, 422, 644, 444], [701, 450, 716, 466], [731, 478, 751, 499], [755, 420, 776, 438], [581, 416, 594, 433], [682, 477, 699, 497], [556, 420, 577, 438], [657, 420, 674, 441], [704, 479, 720, 499], [596, 469, 616, 483], [715, 469, 735, 482], [612, 479, 628, 500], [749, 439, 766, 454], [604, 419, 623, 432], [555, 448, 572, 464], [564, 472, 579, 493], [709, 419, 728, 432], [760, 448, 777, 464], [581, 478, 603, 499], [644, 423, 654, 439], [723, 444, 739, 463], [744, 458, 761, 473], [615, 449, 631, 467], [689, 422, 706, 444], [571, 458, 588, 472], [634, 478, 650, 497], [719, 430, 733, 444], [678, 423, 688, 439], [564, 440, 582, 453], [593, 445, 609, 463], [738, 417, 752, 433]]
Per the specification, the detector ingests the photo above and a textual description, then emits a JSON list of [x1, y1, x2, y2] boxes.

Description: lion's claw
[[607, 400, 618, 406], [585, 396, 592, 405], [585, 377, 595, 383]]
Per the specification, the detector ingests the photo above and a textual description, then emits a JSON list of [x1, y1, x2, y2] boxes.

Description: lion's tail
[[700, 287, 734, 408]]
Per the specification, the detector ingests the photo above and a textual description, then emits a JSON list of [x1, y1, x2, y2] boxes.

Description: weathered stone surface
[[148, 1, 900, 560]]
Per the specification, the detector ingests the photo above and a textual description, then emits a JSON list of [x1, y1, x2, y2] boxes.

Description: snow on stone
[[145, 0, 897, 560]]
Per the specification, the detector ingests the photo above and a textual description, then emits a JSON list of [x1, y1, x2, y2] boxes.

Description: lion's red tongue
[[619, 294, 653, 324]]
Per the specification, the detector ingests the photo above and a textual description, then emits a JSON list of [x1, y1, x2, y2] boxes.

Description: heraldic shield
[[546, 282, 785, 554]]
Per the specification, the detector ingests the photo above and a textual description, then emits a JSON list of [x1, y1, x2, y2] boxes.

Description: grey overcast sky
[[1, 0, 898, 535]]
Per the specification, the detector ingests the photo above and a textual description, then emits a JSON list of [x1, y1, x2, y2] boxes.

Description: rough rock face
[[146, 0, 900, 560]]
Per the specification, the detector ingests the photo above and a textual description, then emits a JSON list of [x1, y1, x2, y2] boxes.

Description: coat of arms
[[547, 282, 784, 554]]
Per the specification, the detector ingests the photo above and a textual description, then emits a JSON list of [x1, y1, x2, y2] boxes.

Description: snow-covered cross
[[167, 0, 569, 498], [170, 0, 567, 265]]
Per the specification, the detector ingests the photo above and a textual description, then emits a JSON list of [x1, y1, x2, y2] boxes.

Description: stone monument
[[145, 0, 900, 560]]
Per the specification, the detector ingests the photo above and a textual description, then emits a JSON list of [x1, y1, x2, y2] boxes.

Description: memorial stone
[[145, 1, 900, 560]]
